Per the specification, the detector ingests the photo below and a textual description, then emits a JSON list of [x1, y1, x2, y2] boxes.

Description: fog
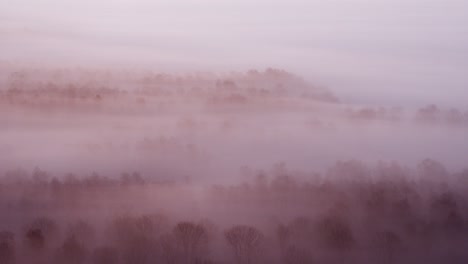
[[1, 67, 468, 176], [1, 66, 468, 263], [2, 1, 468, 263], [2, 0, 468, 106]]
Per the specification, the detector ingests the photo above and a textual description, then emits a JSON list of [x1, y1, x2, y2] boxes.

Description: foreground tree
[[173, 222, 209, 264], [109, 215, 162, 264], [224, 225, 264, 264]]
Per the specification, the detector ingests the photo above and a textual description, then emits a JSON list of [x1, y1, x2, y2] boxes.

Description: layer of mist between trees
[[1, 67, 468, 124], [1, 160, 468, 264], [1, 67, 468, 174], [1, 66, 468, 263]]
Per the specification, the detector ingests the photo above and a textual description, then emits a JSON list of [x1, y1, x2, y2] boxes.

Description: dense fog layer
[[0, 66, 468, 263], [1, 67, 468, 178], [2, 0, 468, 106], [2, 0, 468, 262]]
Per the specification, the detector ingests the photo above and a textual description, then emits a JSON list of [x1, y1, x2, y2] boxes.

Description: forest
[[1, 67, 468, 264], [1, 161, 468, 264]]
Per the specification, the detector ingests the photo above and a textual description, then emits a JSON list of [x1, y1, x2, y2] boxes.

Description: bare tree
[[160, 233, 178, 264], [109, 215, 161, 264], [173, 222, 209, 264], [224, 225, 264, 264]]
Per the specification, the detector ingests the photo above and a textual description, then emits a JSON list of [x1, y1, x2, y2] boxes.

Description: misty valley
[[1, 67, 468, 264]]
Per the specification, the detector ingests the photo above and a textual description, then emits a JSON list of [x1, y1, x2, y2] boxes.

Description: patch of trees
[[1, 160, 468, 263], [0, 67, 339, 116], [415, 104, 468, 125]]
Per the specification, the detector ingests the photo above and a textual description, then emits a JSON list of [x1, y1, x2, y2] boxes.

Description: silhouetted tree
[[173, 222, 209, 264], [224, 225, 264, 264], [109, 215, 161, 264], [160, 233, 178, 264]]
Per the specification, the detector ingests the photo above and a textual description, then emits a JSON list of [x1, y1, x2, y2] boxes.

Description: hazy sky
[[1, 0, 467, 106]]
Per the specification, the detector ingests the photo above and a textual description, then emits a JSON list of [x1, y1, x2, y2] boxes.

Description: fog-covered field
[[0, 66, 468, 264]]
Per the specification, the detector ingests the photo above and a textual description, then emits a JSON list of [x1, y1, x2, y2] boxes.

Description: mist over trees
[[0, 160, 468, 263], [1, 66, 468, 263]]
